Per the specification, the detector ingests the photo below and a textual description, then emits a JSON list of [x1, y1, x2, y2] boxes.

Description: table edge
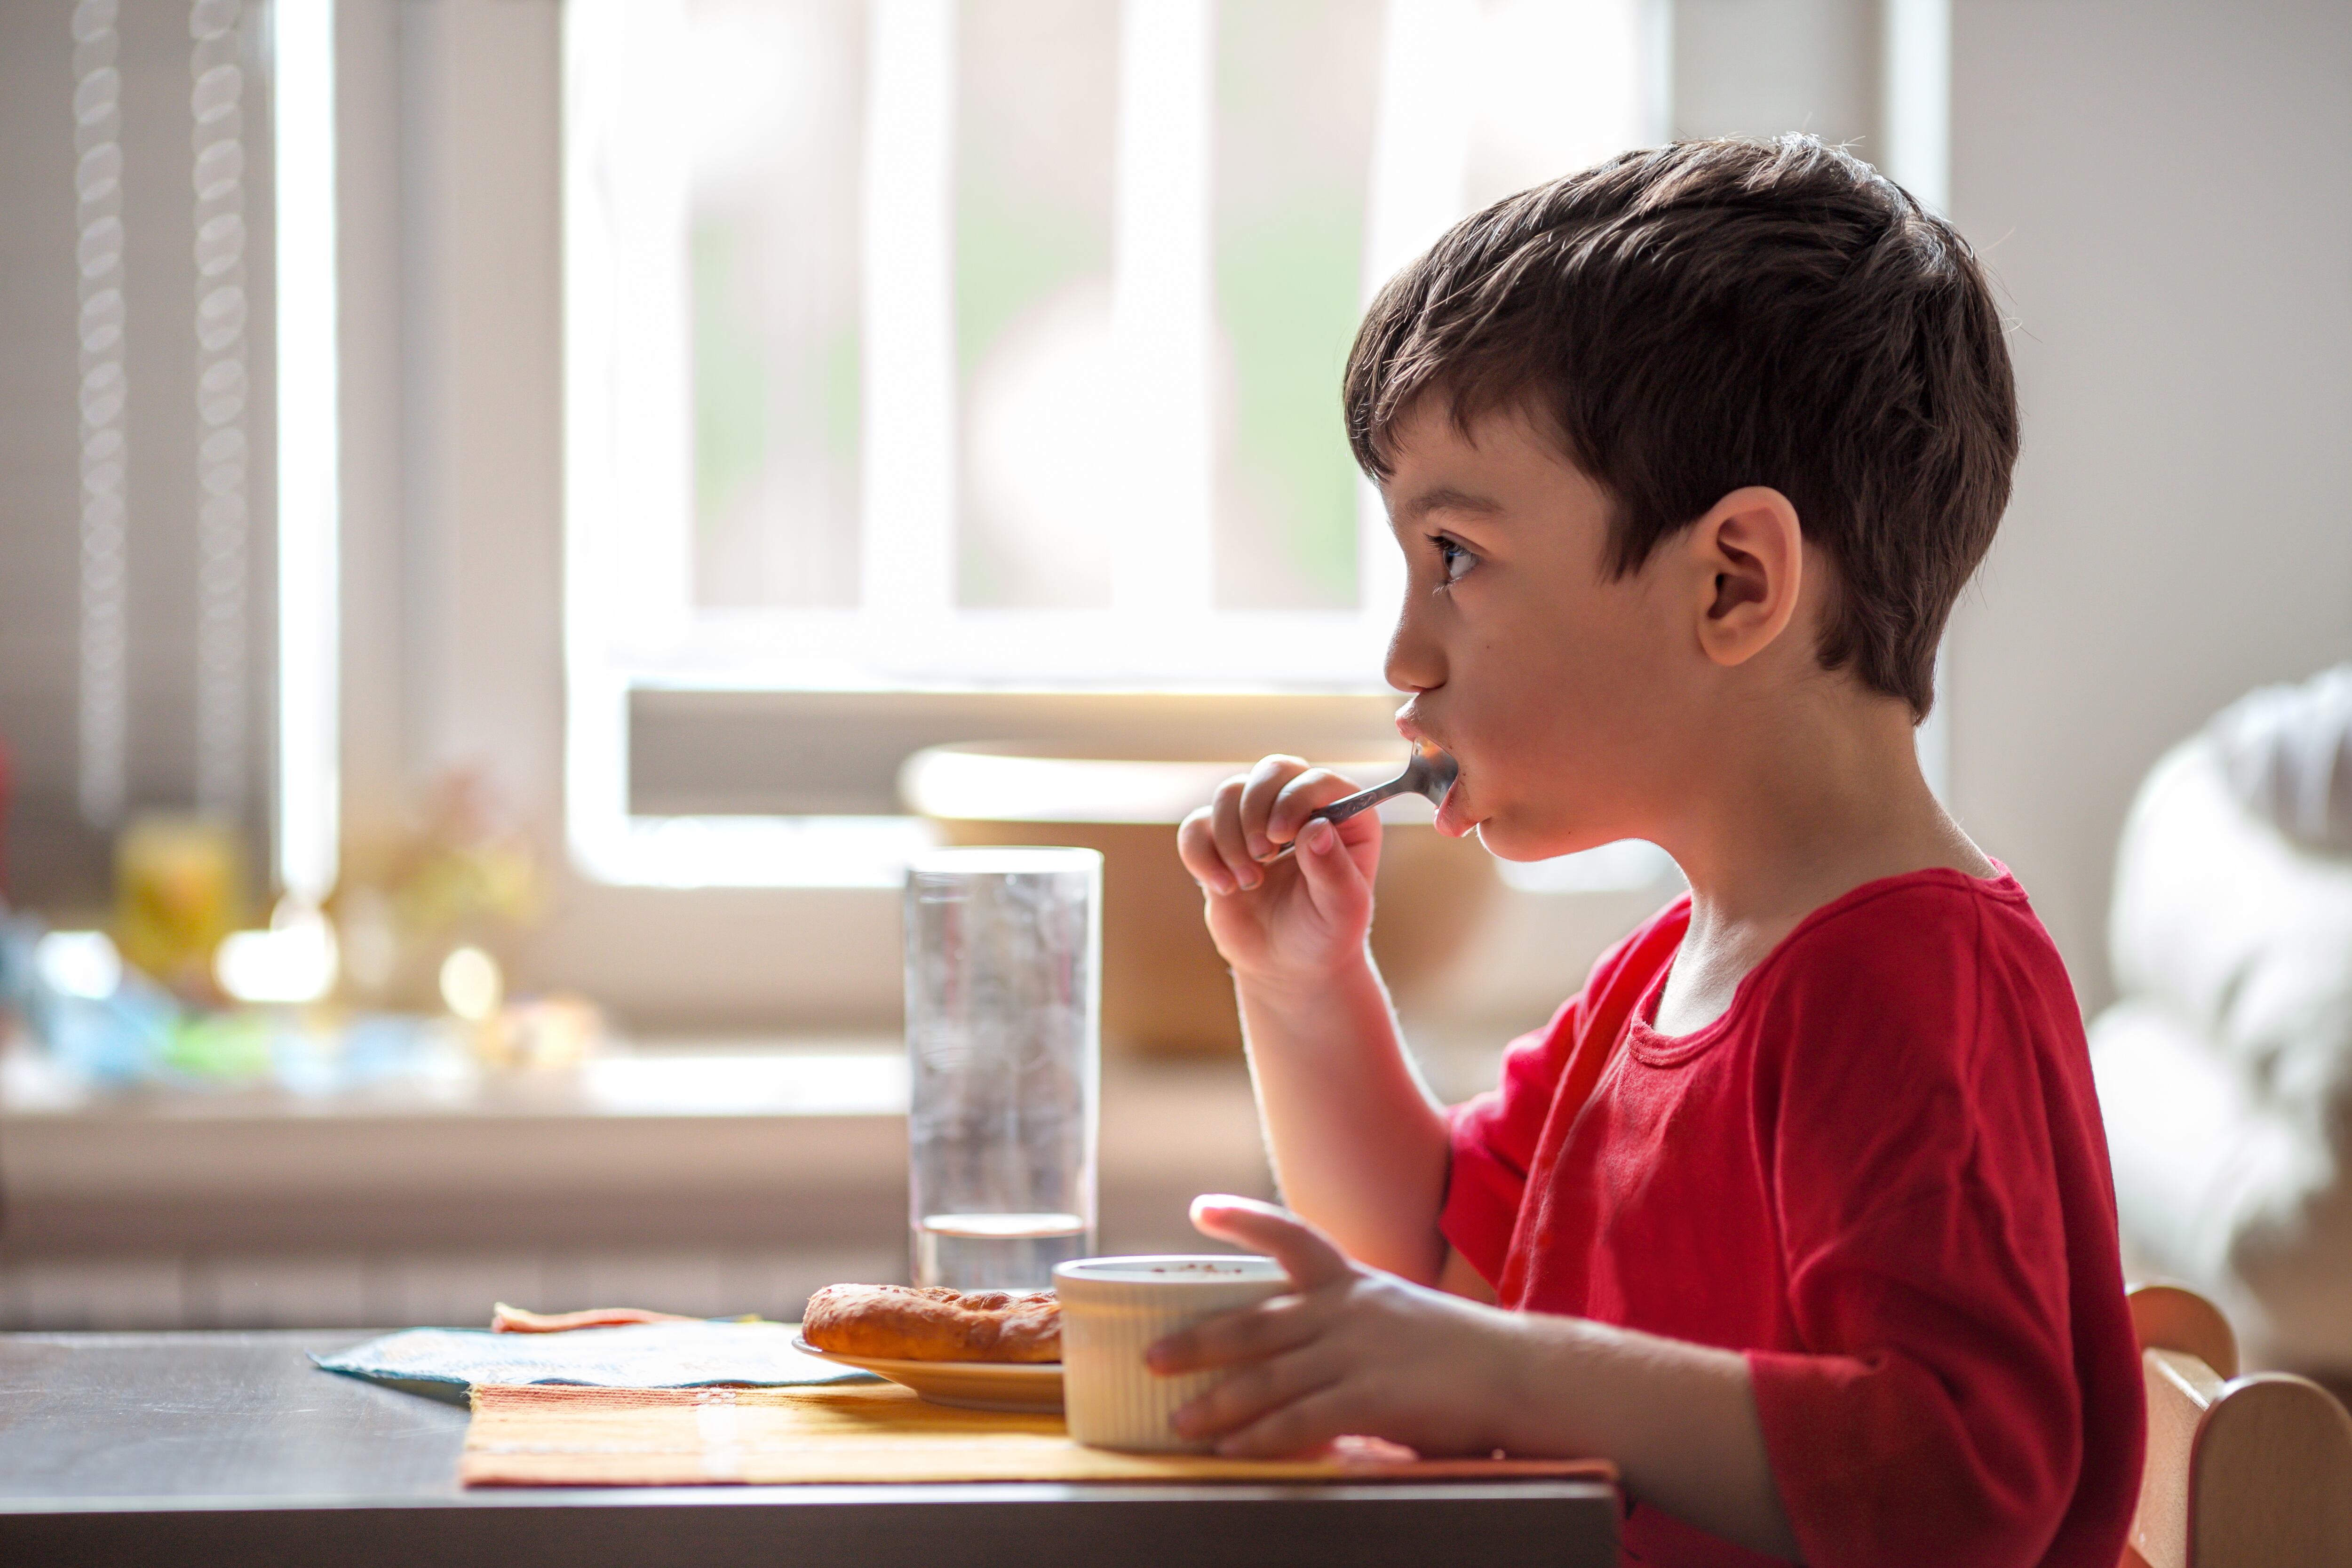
[[0, 1480, 1621, 1515]]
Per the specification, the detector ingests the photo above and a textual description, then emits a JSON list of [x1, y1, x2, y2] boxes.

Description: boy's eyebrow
[[1391, 486, 1506, 525]]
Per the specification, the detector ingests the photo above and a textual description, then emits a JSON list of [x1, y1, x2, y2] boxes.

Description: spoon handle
[[1256, 777, 1409, 863], [1312, 777, 1411, 825]]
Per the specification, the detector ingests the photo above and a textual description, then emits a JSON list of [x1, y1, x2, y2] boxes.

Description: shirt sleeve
[[1745, 892, 2095, 1568]]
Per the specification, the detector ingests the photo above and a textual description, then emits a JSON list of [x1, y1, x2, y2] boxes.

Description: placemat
[[315, 1320, 884, 1393], [462, 1381, 1619, 1488]]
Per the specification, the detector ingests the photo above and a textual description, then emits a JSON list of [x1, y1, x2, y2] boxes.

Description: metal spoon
[[1259, 743, 1459, 862]]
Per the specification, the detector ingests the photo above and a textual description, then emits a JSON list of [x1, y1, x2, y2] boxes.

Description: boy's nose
[[1383, 597, 1446, 695]]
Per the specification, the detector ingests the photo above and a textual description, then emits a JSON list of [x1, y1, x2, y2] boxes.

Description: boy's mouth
[[1393, 709, 1441, 755], [1431, 762, 1475, 837], [1395, 714, 1474, 835]]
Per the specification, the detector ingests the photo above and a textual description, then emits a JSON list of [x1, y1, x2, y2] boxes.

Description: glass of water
[[905, 847, 1101, 1291]]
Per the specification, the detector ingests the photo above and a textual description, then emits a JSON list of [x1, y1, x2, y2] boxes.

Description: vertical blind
[[0, 0, 276, 907]]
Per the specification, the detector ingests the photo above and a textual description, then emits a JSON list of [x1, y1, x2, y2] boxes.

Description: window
[[564, 0, 1660, 886]]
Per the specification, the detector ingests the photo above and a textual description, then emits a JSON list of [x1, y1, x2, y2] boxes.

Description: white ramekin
[[1054, 1254, 1290, 1452]]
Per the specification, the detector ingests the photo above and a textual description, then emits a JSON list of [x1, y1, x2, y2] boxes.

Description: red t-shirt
[[1443, 867, 2143, 1568]]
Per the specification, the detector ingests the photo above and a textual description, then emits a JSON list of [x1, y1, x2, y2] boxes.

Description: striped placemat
[[462, 1380, 1618, 1488]]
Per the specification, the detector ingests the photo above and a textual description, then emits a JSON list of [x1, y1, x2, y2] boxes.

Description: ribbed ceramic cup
[[1054, 1254, 1290, 1452]]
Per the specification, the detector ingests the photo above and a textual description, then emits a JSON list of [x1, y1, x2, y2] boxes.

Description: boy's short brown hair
[[1344, 135, 2016, 719]]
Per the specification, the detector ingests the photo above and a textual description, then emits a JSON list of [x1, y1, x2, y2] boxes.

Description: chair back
[[2125, 1283, 2352, 1568]]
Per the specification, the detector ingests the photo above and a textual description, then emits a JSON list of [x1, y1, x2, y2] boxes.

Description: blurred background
[[0, 0, 2346, 1382]]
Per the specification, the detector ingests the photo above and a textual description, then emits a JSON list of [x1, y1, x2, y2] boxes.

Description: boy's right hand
[[1177, 755, 1382, 988]]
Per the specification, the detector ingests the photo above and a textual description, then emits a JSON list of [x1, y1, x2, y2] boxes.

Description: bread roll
[[803, 1283, 1062, 1362]]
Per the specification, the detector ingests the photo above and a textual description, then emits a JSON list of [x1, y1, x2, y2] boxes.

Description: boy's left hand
[[1146, 1195, 1523, 1458]]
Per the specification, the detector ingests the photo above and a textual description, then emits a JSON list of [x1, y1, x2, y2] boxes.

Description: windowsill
[[0, 1038, 1272, 1256], [0, 1036, 912, 1122]]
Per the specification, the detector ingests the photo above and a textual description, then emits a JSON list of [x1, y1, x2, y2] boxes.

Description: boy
[[1162, 138, 2143, 1567]]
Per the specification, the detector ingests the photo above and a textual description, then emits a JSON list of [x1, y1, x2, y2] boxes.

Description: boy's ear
[[1685, 486, 1804, 669]]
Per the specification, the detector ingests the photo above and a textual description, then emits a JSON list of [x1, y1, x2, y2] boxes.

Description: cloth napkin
[[314, 1318, 883, 1395]]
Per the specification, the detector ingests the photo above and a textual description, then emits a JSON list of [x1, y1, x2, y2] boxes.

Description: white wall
[[1945, 0, 2352, 1009], [1673, 0, 1881, 147]]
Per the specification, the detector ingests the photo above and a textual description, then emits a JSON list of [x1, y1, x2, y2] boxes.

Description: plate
[[791, 1333, 1065, 1413]]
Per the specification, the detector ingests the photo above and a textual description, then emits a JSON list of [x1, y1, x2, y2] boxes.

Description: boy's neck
[[1650, 685, 1991, 1035]]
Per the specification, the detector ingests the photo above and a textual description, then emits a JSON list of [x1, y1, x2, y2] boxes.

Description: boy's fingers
[[1264, 768, 1362, 847], [1208, 776, 1260, 891], [1212, 1383, 1358, 1459], [1176, 810, 1234, 895], [1291, 817, 1373, 920], [1237, 756, 1310, 861], [1188, 1195, 1354, 1291], [1170, 1344, 1342, 1443], [1148, 1290, 1327, 1375]]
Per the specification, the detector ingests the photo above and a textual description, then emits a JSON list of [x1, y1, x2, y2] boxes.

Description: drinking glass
[[905, 847, 1101, 1290]]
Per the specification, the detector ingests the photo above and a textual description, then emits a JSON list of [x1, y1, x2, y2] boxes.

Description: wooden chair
[[2123, 1283, 2352, 1568]]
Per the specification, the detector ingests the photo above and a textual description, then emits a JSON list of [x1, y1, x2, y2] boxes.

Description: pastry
[[803, 1283, 1062, 1362]]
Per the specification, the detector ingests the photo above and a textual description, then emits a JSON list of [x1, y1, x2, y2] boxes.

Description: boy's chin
[[1476, 817, 1605, 864], [1472, 820, 1529, 858]]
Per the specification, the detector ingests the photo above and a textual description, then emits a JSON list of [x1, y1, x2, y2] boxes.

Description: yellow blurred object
[[332, 770, 546, 1010], [475, 994, 605, 1070], [113, 814, 246, 993]]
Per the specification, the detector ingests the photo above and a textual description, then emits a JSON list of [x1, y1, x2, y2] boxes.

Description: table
[[0, 1331, 1621, 1567]]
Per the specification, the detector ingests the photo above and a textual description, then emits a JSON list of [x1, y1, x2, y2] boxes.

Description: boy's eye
[[1435, 535, 1478, 583]]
